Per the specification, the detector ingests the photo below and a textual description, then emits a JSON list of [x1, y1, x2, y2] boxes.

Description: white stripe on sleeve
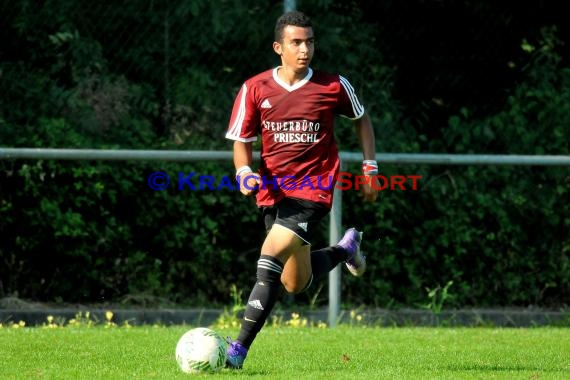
[[339, 75, 365, 119], [227, 84, 248, 138]]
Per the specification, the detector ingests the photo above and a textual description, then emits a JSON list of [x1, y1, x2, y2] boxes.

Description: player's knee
[[282, 275, 312, 294], [282, 280, 302, 294]]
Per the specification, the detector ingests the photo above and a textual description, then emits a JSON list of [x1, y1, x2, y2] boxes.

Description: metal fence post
[[328, 161, 344, 327]]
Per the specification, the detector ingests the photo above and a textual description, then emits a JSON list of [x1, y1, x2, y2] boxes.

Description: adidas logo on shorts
[[297, 222, 308, 232]]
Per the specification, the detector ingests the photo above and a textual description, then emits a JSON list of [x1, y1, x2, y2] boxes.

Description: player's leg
[[226, 199, 366, 368], [275, 199, 367, 291], [237, 225, 304, 340], [282, 227, 365, 294], [291, 199, 365, 279], [274, 197, 331, 292], [281, 243, 312, 293], [226, 207, 305, 369]]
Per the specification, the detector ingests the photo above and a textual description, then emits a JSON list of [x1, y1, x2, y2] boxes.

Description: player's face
[[275, 25, 314, 73]]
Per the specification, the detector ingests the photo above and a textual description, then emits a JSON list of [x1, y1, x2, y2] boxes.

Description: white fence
[[2, 148, 570, 326]]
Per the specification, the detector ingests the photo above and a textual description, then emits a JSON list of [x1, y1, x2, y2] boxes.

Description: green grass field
[[1, 324, 569, 379]]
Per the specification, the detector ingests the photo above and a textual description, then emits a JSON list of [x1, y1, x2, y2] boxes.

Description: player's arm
[[233, 140, 260, 196], [226, 82, 261, 196], [354, 112, 379, 202]]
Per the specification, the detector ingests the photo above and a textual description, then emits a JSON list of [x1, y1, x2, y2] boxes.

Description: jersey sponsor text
[[274, 132, 319, 143], [263, 120, 321, 132]]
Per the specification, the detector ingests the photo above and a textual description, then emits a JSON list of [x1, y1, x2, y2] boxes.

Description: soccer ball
[[175, 327, 228, 373]]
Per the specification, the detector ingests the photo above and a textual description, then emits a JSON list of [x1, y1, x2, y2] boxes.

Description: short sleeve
[[226, 83, 260, 142], [337, 75, 365, 120]]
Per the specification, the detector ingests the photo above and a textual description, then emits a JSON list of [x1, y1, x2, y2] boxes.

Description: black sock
[[310, 246, 348, 282], [237, 255, 283, 349]]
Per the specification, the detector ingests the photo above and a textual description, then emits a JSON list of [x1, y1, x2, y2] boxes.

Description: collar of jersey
[[272, 67, 313, 92]]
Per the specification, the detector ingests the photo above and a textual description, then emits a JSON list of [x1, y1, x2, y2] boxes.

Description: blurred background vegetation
[[0, 0, 568, 309]]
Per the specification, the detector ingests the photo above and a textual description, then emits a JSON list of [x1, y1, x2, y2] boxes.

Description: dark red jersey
[[226, 67, 365, 208]]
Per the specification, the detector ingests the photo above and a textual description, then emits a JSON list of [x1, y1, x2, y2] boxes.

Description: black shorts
[[261, 197, 330, 245]]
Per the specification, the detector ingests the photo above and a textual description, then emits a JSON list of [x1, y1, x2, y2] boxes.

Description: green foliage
[[213, 284, 247, 328], [421, 280, 454, 315], [340, 24, 569, 308], [0, 1, 568, 308]]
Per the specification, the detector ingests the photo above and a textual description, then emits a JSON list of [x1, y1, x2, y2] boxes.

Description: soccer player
[[224, 10, 379, 369]]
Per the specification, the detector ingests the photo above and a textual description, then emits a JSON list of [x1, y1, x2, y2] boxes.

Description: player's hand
[[237, 171, 261, 196], [360, 174, 379, 202]]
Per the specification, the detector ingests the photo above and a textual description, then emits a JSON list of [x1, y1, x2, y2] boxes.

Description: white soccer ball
[[175, 327, 228, 373]]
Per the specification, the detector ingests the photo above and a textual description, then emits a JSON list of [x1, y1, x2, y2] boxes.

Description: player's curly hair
[[274, 11, 312, 42]]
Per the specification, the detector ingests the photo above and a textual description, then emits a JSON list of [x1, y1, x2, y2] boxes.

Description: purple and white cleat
[[337, 228, 366, 277]]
